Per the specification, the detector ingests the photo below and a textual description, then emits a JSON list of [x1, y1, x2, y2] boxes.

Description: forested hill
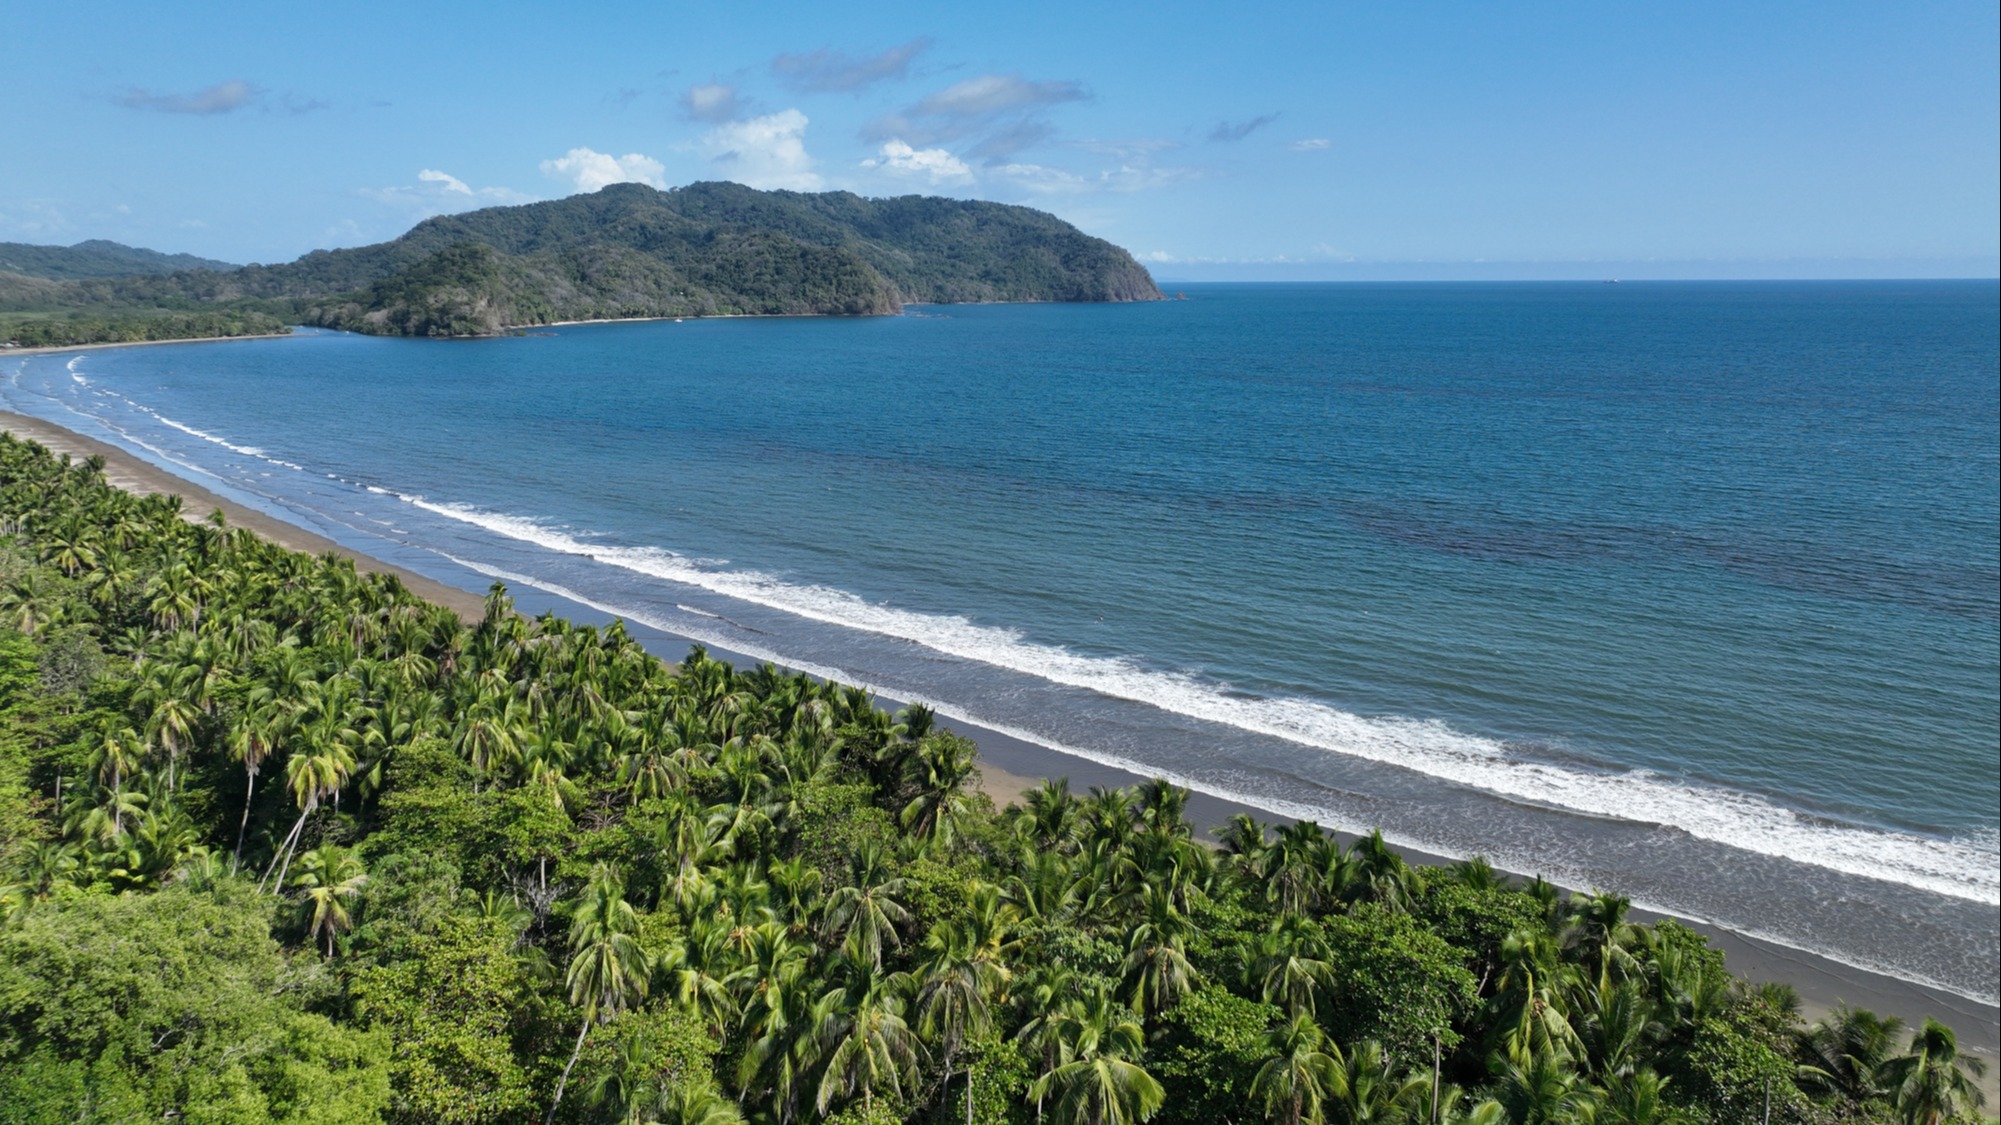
[[0, 239, 237, 280], [8, 183, 1163, 338]]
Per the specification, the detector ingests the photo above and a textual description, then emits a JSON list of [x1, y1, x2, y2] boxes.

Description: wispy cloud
[[915, 74, 1086, 118], [1074, 138, 1181, 160], [1209, 113, 1280, 143], [1290, 138, 1331, 152], [540, 148, 668, 194], [864, 72, 1089, 161], [701, 110, 822, 191], [117, 79, 261, 115], [680, 82, 747, 124], [772, 38, 931, 93]]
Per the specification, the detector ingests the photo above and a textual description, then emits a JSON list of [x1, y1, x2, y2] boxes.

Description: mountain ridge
[[4, 183, 1162, 340]]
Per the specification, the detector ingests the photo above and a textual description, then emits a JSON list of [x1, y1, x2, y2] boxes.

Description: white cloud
[[418, 169, 473, 195], [539, 147, 668, 194], [700, 110, 822, 191], [861, 139, 973, 184], [1290, 138, 1332, 152], [681, 83, 746, 123], [362, 169, 537, 219]]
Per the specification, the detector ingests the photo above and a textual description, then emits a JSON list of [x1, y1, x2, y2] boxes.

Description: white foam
[[407, 499, 1998, 907], [120, 403, 306, 472]]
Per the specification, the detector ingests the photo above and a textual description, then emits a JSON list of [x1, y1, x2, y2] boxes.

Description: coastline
[[4, 399, 1995, 1091], [1, 331, 298, 358]]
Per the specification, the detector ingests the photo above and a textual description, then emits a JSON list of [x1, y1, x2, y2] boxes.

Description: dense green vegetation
[[0, 183, 1162, 340], [0, 240, 236, 282], [0, 432, 1986, 1125], [0, 308, 289, 348]]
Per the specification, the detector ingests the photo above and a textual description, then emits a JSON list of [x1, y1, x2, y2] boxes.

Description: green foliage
[[1152, 985, 1283, 1124], [953, 1037, 1035, 1125], [351, 912, 541, 1123], [0, 883, 392, 1124], [1674, 1005, 1806, 1124], [1321, 904, 1480, 1060], [1, 308, 288, 347]]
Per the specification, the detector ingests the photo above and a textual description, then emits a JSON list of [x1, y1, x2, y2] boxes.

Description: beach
[[7, 400, 1994, 1097]]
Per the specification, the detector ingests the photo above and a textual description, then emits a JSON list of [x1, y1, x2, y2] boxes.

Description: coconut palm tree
[[1252, 1014, 1347, 1125], [822, 839, 911, 970], [1881, 1019, 1987, 1125], [812, 949, 923, 1118], [549, 866, 652, 1125], [1798, 1005, 1906, 1102], [1027, 986, 1164, 1125], [292, 844, 367, 956], [1120, 883, 1199, 1020], [902, 731, 979, 845]]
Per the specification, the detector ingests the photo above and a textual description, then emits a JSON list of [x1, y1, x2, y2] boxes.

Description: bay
[[8, 280, 1996, 1000]]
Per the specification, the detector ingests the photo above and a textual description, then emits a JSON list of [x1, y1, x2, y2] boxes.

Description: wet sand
[[6, 403, 1995, 1096]]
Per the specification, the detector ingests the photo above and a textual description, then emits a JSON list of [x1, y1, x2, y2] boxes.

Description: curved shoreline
[[5, 389, 1995, 1097]]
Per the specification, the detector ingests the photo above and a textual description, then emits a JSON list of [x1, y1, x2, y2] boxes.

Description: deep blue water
[[8, 281, 1997, 1000]]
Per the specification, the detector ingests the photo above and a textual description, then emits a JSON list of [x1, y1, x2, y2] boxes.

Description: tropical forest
[[0, 433, 1987, 1124]]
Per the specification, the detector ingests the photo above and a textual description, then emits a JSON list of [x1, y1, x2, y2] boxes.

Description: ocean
[[7, 280, 1997, 1003]]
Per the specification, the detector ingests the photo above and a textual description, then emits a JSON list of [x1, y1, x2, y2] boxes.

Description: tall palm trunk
[[547, 1017, 592, 1125], [259, 798, 314, 894], [231, 767, 257, 876]]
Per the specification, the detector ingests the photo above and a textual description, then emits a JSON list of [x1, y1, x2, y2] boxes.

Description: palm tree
[[227, 696, 282, 874], [1328, 1041, 1426, 1125], [1028, 986, 1165, 1125], [648, 1086, 746, 1125], [549, 866, 653, 1125], [916, 904, 1013, 1123], [1492, 929, 1583, 1066], [1594, 1070, 1693, 1125], [292, 844, 367, 956], [1798, 1005, 1906, 1102], [89, 725, 146, 839], [813, 950, 924, 1118], [822, 840, 911, 970], [1495, 1053, 1593, 1125], [1120, 883, 1199, 1020], [901, 731, 979, 844], [1251, 1015, 1347, 1125], [1248, 915, 1335, 1019], [258, 732, 356, 894], [1882, 1019, 1987, 1125]]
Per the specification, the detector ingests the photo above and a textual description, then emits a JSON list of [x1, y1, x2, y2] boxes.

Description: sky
[[4, 1, 1996, 280]]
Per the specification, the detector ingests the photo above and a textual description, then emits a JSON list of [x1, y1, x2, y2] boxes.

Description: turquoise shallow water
[[7, 281, 1997, 999]]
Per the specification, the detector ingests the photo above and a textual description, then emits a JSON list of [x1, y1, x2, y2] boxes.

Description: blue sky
[[5, 1, 1996, 278]]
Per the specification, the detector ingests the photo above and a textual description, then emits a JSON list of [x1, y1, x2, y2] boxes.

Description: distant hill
[[3, 183, 1162, 339], [0, 239, 237, 280]]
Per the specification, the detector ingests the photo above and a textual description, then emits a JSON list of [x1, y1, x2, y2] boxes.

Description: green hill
[[5, 183, 1162, 340], [0, 239, 237, 280]]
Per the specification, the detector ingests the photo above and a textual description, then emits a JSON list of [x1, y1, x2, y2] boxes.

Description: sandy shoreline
[[2, 332, 298, 358], [4, 399, 1995, 1089]]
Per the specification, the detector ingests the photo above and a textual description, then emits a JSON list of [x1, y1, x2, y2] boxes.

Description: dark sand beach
[[6, 401, 1995, 1097]]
